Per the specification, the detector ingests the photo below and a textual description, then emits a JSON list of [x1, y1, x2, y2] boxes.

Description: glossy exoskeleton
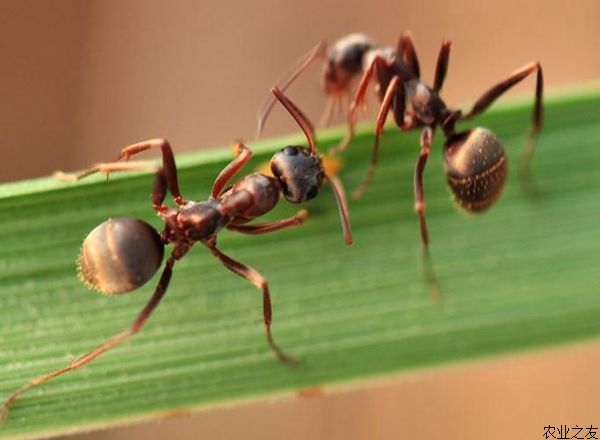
[[0, 89, 353, 421]]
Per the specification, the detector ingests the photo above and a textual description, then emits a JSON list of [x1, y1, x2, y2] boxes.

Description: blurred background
[[0, 0, 598, 438]]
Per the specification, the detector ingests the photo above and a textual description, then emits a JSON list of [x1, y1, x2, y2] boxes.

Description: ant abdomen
[[443, 127, 507, 212], [78, 218, 164, 295], [325, 33, 374, 95]]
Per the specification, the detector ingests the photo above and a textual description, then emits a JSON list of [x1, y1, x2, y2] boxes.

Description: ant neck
[[439, 108, 462, 138]]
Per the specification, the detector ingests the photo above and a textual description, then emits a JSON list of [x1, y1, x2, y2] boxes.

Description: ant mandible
[[256, 33, 395, 137], [0, 88, 352, 421]]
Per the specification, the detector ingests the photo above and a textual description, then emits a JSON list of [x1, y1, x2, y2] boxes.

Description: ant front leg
[[211, 142, 253, 198], [414, 127, 433, 247], [203, 242, 297, 366], [226, 210, 308, 234], [331, 55, 388, 155], [352, 75, 402, 200], [0, 255, 179, 422]]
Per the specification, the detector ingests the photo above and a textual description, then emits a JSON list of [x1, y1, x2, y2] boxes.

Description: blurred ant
[[0, 88, 352, 421], [341, 32, 543, 246], [256, 33, 395, 137], [259, 32, 543, 247]]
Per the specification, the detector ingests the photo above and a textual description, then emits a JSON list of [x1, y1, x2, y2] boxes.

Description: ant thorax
[[176, 200, 225, 241], [362, 47, 395, 72], [403, 80, 445, 130]]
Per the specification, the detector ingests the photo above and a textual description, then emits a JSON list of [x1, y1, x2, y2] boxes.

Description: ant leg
[[462, 62, 543, 124], [0, 255, 178, 422], [56, 160, 175, 215], [58, 139, 186, 207], [203, 242, 297, 366], [256, 41, 327, 139], [397, 31, 420, 79], [414, 127, 433, 246], [117, 139, 185, 206], [54, 161, 158, 181], [325, 174, 353, 245], [211, 142, 253, 198], [319, 96, 337, 128], [352, 75, 402, 200], [331, 55, 388, 155], [461, 62, 543, 190], [227, 209, 308, 234], [433, 40, 452, 93]]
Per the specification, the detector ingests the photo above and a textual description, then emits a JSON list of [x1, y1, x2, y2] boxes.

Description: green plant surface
[[1, 89, 599, 439]]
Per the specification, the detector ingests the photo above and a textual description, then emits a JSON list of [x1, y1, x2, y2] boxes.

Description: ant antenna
[[271, 87, 316, 154], [256, 41, 326, 139]]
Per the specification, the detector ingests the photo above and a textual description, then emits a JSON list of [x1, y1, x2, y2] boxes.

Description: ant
[[0, 88, 352, 422], [260, 32, 543, 247], [341, 31, 543, 246], [256, 33, 395, 137]]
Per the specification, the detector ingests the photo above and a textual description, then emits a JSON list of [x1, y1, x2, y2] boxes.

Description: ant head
[[270, 146, 324, 203], [443, 127, 507, 212], [78, 218, 164, 295], [324, 33, 374, 96], [323, 60, 349, 96], [270, 87, 353, 245]]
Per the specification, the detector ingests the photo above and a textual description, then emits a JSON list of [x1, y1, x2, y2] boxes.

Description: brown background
[[1, 0, 599, 439]]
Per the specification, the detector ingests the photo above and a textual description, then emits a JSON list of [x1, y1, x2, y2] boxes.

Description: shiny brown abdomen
[[444, 128, 507, 212], [78, 218, 164, 295]]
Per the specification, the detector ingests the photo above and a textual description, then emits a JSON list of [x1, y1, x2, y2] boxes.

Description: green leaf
[[1, 88, 599, 439]]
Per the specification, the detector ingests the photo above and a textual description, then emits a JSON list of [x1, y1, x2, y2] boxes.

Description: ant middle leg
[[226, 210, 308, 234], [116, 139, 185, 206], [203, 242, 298, 366], [413, 127, 433, 247], [57, 138, 186, 207], [331, 55, 388, 155]]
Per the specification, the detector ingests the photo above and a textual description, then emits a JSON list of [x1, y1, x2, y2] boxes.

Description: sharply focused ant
[[0, 88, 352, 421], [256, 33, 395, 137], [259, 32, 543, 247]]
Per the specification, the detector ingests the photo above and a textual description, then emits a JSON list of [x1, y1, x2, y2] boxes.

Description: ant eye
[[283, 146, 299, 156]]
